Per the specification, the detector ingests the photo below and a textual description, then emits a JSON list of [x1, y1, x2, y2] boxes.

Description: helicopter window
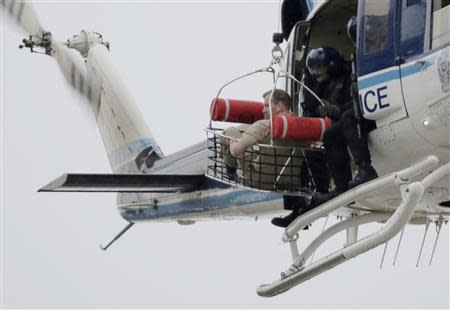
[[364, 0, 390, 55], [431, 0, 450, 48], [433, 0, 450, 11], [399, 0, 427, 57]]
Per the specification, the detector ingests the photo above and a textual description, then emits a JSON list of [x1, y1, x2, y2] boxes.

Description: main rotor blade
[[1, 0, 44, 36]]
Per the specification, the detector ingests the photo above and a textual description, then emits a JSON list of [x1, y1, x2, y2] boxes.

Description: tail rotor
[[2, 1, 96, 104]]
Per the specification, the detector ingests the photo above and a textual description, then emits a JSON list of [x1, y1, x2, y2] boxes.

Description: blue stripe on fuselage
[[108, 138, 161, 168], [121, 189, 283, 221], [358, 69, 401, 90], [358, 55, 436, 90]]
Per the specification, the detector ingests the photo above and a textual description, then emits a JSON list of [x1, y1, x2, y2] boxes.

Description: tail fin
[[86, 44, 164, 173]]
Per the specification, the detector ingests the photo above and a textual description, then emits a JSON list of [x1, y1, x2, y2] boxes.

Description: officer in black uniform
[[271, 48, 342, 228], [309, 38, 378, 205], [345, 16, 378, 188], [272, 42, 378, 227]]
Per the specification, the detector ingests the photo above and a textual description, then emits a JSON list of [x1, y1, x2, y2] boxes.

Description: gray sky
[[1, 1, 449, 308]]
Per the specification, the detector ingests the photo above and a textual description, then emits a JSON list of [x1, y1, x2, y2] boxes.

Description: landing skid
[[257, 156, 449, 297]]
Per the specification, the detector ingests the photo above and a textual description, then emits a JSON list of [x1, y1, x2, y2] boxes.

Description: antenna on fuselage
[[416, 219, 430, 267]]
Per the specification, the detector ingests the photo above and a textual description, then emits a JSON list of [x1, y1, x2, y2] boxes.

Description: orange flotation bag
[[272, 115, 332, 141], [210, 98, 264, 124]]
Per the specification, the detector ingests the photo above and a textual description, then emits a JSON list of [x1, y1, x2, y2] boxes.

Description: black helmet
[[347, 16, 357, 43], [306, 47, 342, 78]]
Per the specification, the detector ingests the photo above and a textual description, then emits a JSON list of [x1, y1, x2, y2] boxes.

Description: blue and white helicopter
[[2, 0, 449, 297]]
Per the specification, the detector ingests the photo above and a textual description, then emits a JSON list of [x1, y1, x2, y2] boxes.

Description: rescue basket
[[205, 128, 322, 196]]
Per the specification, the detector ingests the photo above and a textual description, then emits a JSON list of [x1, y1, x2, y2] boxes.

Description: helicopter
[[1, 0, 449, 298]]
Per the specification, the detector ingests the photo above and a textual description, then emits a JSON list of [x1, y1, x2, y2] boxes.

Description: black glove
[[318, 102, 341, 121]]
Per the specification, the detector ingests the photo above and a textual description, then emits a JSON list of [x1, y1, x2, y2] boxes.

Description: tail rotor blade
[[1, 0, 44, 36], [2, 1, 90, 101], [3, 1, 99, 115], [50, 40, 91, 101]]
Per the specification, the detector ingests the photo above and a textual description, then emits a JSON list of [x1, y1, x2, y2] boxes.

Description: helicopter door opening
[[398, 0, 450, 148], [357, 0, 408, 127], [290, 21, 311, 115], [278, 20, 311, 114], [285, 0, 357, 114]]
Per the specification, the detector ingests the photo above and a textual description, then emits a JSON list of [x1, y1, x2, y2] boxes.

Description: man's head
[[306, 47, 342, 83], [262, 89, 291, 119]]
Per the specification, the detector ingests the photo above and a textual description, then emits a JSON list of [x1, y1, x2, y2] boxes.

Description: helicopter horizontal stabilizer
[[39, 173, 206, 193]]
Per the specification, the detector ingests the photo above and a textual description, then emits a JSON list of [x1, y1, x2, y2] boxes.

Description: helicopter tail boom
[[85, 44, 164, 173], [1, 0, 162, 174]]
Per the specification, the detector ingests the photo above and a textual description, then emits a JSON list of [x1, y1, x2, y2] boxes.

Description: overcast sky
[[1, 1, 449, 309]]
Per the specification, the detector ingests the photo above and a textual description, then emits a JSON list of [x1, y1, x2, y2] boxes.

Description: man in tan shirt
[[221, 89, 303, 191], [228, 89, 287, 155]]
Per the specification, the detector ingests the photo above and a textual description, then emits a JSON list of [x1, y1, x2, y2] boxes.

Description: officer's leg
[[311, 122, 352, 206], [324, 122, 352, 191], [272, 152, 321, 228], [271, 195, 309, 228], [340, 110, 371, 165], [304, 150, 330, 193], [340, 110, 378, 188]]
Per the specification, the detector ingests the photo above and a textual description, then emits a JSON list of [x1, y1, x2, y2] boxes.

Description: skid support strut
[[257, 156, 446, 297]]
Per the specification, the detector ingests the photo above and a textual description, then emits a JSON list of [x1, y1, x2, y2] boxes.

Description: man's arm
[[230, 133, 257, 156], [230, 121, 267, 156]]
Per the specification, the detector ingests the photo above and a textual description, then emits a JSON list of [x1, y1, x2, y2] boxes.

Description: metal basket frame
[[205, 128, 323, 196]]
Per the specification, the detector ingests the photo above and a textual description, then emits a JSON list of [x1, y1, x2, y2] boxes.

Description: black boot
[[348, 163, 378, 189], [271, 210, 300, 228], [272, 196, 308, 228], [225, 166, 237, 179], [310, 187, 347, 207]]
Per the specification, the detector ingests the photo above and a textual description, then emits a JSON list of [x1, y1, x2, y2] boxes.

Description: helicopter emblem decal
[[437, 47, 449, 93]]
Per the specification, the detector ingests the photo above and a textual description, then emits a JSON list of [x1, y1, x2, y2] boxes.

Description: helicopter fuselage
[[79, 0, 450, 224]]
